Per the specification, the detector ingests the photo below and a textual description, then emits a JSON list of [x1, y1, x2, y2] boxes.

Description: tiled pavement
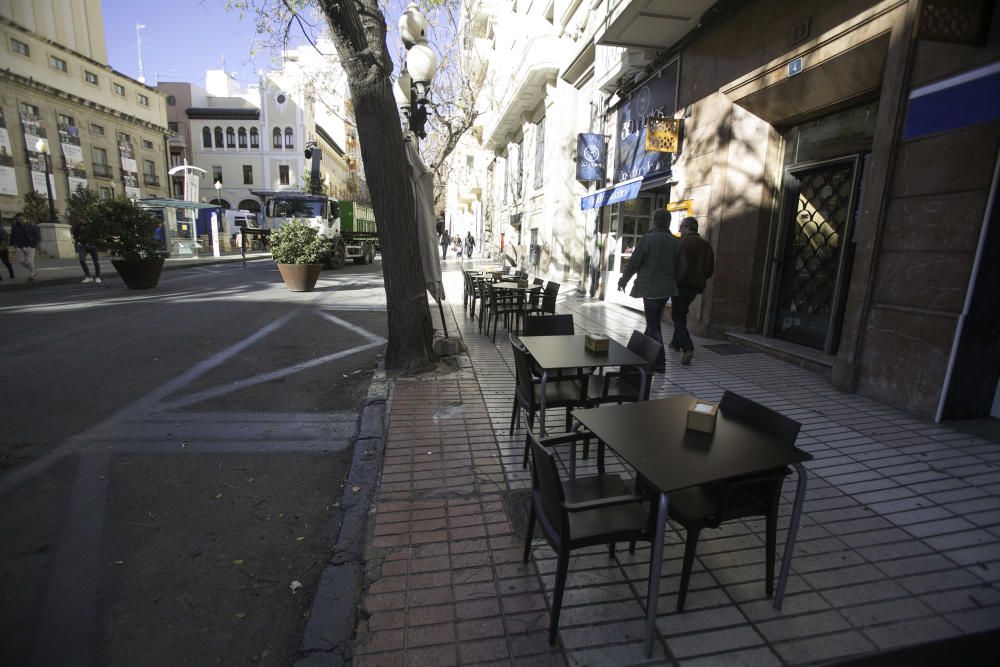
[[352, 263, 1000, 666]]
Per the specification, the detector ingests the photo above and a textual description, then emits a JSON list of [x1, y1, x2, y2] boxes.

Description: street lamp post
[[393, 3, 438, 140], [212, 180, 223, 258], [34, 138, 58, 223]]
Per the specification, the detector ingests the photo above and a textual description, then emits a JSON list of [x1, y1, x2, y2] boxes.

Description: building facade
[[0, 1, 170, 257], [458, 0, 999, 421]]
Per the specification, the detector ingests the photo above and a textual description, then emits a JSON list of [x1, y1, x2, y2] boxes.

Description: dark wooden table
[[573, 396, 813, 657], [518, 334, 648, 434]]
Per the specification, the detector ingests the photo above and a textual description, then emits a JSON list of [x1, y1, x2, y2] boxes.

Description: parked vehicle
[[261, 193, 377, 269]]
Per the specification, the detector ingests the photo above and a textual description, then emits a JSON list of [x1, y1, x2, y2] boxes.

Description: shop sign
[[615, 60, 678, 182], [576, 133, 606, 181]]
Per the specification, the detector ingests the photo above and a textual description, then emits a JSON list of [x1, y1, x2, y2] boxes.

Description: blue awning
[[580, 172, 673, 210]]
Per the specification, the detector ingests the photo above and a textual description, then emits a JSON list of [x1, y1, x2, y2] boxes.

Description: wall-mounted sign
[[788, 57, 803, 77], [576, 133, 606, 181], [615, 59, 678, 182], [645, 118, 683, 153]]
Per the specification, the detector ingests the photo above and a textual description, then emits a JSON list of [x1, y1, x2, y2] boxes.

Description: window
[[284, 127, 293, 149], [92, 147, 111, 177], [143, 159, 155, 175], [277, 93, 286, 104], [202, 127, 212, 148], [279, 165, 289, 185], [515, 141, 523, 197], [238, 127, 247, 148], [170, 152, 182, 167], [214, 126, 223, 148], [85, 70, 98, 85], [168, 121, 179, 133], [533, 117, 545, 189], [10, 37, 29, 57], [226, 127, 235, 148], [93, 147, 108, 164], [141, 139, 153, 150], [112, 82, 126, 96], [250, 127, 259, 148], [99, 186, 112, 198], [118, 132, 130, 143], [57, 113, 75, 126], [138, 93, 149, 106], [143, 159, 158, 186], [20, 102, 39, 116], [166, 95, 176, 106], [272, 127, 282, 149], [243, 165, 253, 184], [50, 55, 68, 72], [91, 123, 104, 135], [212, 166, 222, 184]]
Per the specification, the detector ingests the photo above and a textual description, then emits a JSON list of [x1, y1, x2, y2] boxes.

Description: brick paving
[[352, 263, 1000, 666]]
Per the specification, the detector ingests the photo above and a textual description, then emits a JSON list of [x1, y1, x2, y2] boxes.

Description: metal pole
[[43, 152, 57, 222]]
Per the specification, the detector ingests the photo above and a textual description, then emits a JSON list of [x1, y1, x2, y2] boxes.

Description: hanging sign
[[615, 60, 678, 182], [645, 118, 683, 153], [0, 109, 16, 196], [576, 133, 606, 181], [20, 112, 55, 198], [118, 136, 140, 200], [58, 122, 88, 194]]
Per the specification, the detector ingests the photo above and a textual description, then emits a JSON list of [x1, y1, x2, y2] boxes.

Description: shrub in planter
[[90, 197, 165, 288], [270, 220, 328, 292]]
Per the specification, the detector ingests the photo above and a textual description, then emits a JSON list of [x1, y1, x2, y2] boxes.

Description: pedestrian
[[588, 234, 602, 297], [617, 209, 687, 372], [71, 214, 102, 284], [464, 232, 475, 259], [669, 217, 715, 365], [436, 219, 448, 259], [0, 213, 14, 281], [10, 212, 40, 282]]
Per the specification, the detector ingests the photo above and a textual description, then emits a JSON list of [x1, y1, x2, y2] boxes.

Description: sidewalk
[[352, 264, 1000, 666], [0, 249, 272, 291]]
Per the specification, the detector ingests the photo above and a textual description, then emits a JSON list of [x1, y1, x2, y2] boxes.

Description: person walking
[[10, 213, 40, 282], [0, 213, 14, 281], [71, 214, 102, 284], [617, 209, 687, 372], [669, 217, 715, 365], [464, 232, 475, 259], [437, 219, 449, 259]]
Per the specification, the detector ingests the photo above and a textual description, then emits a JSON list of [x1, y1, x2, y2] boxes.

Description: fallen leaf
[[214, 493, 222, 499], [235, 612, 246, 619], [290, 580, 303, 593], [296, 536, 305, 541], [352, 485, 360, 493], [232, 559, 244, 565]]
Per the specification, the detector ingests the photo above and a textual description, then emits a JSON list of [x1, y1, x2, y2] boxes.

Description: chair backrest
[[541, 282, 561, 313], [533, 277, 545, 286], [619, 330, 661, 393], [510, 340, 537, 404], [523, 314, 574, 336], [528, 429, 567, 540], [718, 391, 801, 444]]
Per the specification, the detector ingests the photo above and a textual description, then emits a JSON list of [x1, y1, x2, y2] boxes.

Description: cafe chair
[[667, 390, 801, 612], [510, 341, 590, 468], [487, 284, 524, 342], [524, 282, 561, 318], [597, 330, 661, 405], [523, 429, 655, 646], [522, 314, 575, 337]]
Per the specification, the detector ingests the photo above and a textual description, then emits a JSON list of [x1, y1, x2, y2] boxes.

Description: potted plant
[[90, 197, 165, 289], [270, 220, 327, 292]]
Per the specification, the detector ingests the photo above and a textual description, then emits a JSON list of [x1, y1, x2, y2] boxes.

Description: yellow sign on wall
[[666, 200, 694, 217], [646, 118, 683, 153]]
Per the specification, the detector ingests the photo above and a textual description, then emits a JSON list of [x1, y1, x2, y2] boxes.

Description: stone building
[[0, 0, 170, 257]]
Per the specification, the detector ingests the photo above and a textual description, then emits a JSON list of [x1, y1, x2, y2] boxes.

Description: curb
[[294, 368, 392, 666]]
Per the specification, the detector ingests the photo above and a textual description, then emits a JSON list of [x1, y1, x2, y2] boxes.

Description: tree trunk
[[319, 0, 433, 373]]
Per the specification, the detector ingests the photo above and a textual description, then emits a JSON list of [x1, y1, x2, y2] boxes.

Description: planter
[[276, 263, 323, 292], [111, 257, 165, 289]]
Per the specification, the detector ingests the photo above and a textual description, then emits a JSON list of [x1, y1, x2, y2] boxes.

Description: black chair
[[666, 390, 801, 611], [597, 330, 661, 404], [510, 341, 590, 468], [522, 314, 574, 337], [486, 284, 523, 342], [525, 281, 560, 317], [523, 429, 655, 645]]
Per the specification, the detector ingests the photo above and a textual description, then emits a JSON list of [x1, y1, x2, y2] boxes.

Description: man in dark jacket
[[10, 213, 40, 282], [618, 209, 687, 372], [670, 217, 715, 365]]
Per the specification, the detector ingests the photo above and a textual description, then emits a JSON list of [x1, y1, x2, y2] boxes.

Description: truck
[[261, 193, 377, 269]]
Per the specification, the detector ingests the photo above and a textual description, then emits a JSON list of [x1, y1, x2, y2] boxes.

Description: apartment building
[[0, 1, 170, 257]]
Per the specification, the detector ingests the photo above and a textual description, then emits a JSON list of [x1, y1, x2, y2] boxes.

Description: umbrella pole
[[437, 296, 449, 338]]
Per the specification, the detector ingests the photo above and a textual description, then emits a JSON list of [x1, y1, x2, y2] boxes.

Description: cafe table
[[573, 396, 812, 658], [518, 334, 648, 435]]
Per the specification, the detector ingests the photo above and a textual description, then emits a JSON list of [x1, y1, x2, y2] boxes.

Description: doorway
[[606, 191, 669, 309]]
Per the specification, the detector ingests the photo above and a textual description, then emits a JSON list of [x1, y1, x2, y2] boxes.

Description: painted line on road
[[315, 309, 388, 343]]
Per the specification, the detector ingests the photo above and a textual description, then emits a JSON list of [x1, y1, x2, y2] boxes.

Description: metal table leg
[[538, 370, 548, 436], [774, 462, 808, 609], [644, 491, 669, 659]]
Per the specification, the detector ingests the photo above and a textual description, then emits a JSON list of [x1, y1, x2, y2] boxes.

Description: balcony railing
[[143, 174, 160, 187], [92, 163, 113, 178]]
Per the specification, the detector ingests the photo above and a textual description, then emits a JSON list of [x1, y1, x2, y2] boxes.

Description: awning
[[579, 172, 673, 210], [137, 198, 219, 210]]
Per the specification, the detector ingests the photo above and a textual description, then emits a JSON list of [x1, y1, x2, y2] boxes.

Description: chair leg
[[522, 411, 535, 469], [522, 502, 536, 563], [597, 441, 606, 475], [628, 539, 637, 554], [608, 542, 616, 558], [677, 526, 701, 613], [565, 407, 572, 432], [765, 506, 778, 598], [549, 549, 570, 646], [509, 398, 520, 435]]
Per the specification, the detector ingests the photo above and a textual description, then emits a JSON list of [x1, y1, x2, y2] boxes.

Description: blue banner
[[580, 177, 643, 210], [576, 133, 606, 181], [904, 62, 1000, 141], [615, 61, 678, 182]]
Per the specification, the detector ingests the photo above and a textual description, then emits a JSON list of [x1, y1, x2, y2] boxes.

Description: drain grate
[[703, 343, 756, 356], [500, 488, 534, 541]]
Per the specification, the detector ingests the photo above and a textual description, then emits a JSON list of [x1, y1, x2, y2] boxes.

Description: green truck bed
[[339, 201, 377, 237]]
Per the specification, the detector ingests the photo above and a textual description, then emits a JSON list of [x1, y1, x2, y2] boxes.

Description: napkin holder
[[686, 399, 718, 433], [585, 334, 610, 352], [517, 278, 529, 288], [490, 271, 503, 280]]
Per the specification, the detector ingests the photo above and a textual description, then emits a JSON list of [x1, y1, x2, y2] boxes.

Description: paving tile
[[667, 625, 766, 659], [862, 615, 961, 650], [771, 630, 877, 664], [678, 646, 782, 667], [755, 610, 851, 642]]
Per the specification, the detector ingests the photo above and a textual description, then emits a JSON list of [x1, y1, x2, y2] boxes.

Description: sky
[[102, 0, 311, 88]]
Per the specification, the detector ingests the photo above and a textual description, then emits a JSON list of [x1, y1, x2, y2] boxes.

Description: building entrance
[[606, 191, 670, 309]]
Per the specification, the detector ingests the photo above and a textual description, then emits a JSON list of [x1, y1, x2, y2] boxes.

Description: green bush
[[270, 220, 328, 264], [66, 186, 104, 246], [21, 191, 49, 225], [90, 197, 163, 260]]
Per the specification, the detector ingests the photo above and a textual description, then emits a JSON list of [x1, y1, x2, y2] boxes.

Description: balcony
[[92, 163, 113, 179], [143, 174, 160, 187]]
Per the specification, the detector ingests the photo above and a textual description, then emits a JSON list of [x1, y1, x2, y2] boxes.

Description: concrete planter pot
[[276, 263, 323, 292], [111, 257, 165, 289]]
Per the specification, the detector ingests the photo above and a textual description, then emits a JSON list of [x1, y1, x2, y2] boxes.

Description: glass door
[[607, 195, 654, 309]]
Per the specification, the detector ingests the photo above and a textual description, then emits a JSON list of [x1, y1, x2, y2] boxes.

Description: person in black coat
[[10, 213, 40, 282]]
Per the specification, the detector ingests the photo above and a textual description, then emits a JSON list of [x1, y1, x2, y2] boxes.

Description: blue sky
[[102, 0, 308, 87]]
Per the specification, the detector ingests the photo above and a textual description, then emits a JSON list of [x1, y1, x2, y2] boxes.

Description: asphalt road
[[0, 258, 389, 666]]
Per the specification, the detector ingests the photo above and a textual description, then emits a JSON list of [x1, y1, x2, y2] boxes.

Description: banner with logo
[[118, 137, 140, 199], [576, 133, 606, 181], [58, 122, 88, 194], [614, 60, 678, 182], [0, 109, 16, 196], [20, 111, 56, 198]]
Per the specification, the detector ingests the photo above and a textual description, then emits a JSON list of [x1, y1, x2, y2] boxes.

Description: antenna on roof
[[136, 23, 146, 84]]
